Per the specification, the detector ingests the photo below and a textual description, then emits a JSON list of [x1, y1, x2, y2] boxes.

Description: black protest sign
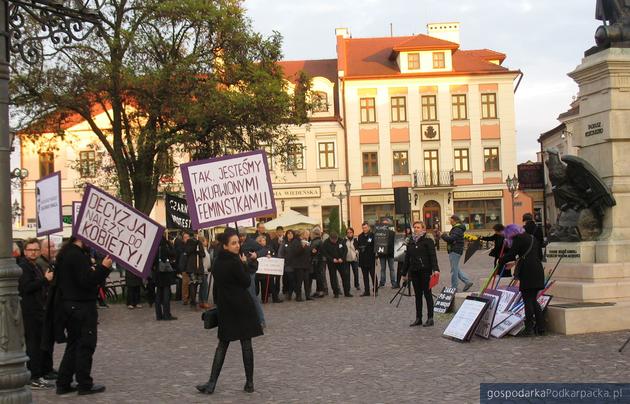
[[434, 286, 457, 314], [74, 184, 165, 279], [374, 224, 390, 255], [165, 194, 192, 230]]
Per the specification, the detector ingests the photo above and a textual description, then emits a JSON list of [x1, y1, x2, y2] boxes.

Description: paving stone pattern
[[32, 251, 630, 403]]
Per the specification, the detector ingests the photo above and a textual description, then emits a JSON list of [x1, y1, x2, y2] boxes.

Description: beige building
[[14, 22, 532, 236]]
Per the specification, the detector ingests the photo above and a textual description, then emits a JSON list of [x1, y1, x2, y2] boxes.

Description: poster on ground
[[74, 184, 164, 279], [434, 287, 457, 314], [443, 296, 490, 342], [256, 257, 285, 276], [165, 194, 192, 230], [181, 150, 276, 230], [475, 290, 502, 339], [36, 172, 63, 237]]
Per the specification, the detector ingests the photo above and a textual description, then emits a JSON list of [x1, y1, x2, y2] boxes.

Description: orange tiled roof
[[278, 59, 338, 83], [393, 34, 459, 52], [341, 35, 514, 79]]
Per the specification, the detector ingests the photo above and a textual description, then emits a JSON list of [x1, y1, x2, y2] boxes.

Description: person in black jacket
[[479, 224, 508, 274], [18, 238, 55, 389], [197, 228, 263, 395], [153, 234, 177, 321], [523, 213, 545, 261], [323, 232, 351, 298], [289, 230, 313, 302], [185, 233, 206, 309], [499, 224, 546, 337], [439, 215, 473, 291], [357, 223, 377, 296], [277, 230, 296, 300], [55, 237, 112, 396], [240, 231, 266, 326], [401, 222, 440, 327], [310, 227, 327, 298]]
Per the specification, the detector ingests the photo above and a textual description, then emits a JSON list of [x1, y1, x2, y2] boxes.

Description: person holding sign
[[197, 228, 263, 395], [401, 221, 440, 327], [498, 224, 546, 337], [54, 237, 112, 396]]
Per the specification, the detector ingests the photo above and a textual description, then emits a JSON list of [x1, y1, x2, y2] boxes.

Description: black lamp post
[[0, 1, 103, 401], [506, 174, 519, 223], [330, 179, 350, 230]]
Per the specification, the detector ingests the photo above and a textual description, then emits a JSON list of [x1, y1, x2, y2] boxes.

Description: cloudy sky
[[244, 0, 599, 163]]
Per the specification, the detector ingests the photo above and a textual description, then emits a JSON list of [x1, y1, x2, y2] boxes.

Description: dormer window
[[407, 53, 420, 70], [433, 52, 445, 69], [313, 91, 329, 113]]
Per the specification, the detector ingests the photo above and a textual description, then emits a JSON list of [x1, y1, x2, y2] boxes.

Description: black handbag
[[202, 307, 218, 329]]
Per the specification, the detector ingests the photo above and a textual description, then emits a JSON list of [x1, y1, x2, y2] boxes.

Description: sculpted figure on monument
[[592, 0, 630, 52], [545, 148, 616, 242]]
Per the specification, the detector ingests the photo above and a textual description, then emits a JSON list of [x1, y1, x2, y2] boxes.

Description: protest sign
[[72, 201, 82, 225], [74, 184, 164, 279], [236, 217, 256, 228], [374, 224, 391, 255], [256, 257, 285, 276], [434, 286, 457, 314], [443, 296, 490, 342], [36, 172, 63, 237], [165, 194, 192, 230], [475, 290, 501, 339], [181, 150, 276, 230]]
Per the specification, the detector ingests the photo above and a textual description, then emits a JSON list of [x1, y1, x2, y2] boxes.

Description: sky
[[244, 0, 600, 163]]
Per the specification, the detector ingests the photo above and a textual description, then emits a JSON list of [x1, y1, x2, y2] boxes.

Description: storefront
[[360, 195, 407, 231], [452, 190, 503, 231], [272, 186, 322, 223]]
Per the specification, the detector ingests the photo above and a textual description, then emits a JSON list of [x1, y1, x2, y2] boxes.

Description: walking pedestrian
[[439, 215, 473, 291], [196, 228, 263, 394]]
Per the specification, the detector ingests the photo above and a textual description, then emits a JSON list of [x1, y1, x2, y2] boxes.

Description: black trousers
[[521, 288, 544, 332], [283, 271, 295, 297], [311, 260, 326, 293], [23, 311, 45, 379], [348, 261, 360, 289], [57, 301, 98, 390], [294, 268, 311, 299], [361, 265, 377, 294], [126, 285, 141, 306], [256, 275, 280, 302], [155, 285, 172, 320], [410, 271, 434, 320], [328, 263, 350, 295]]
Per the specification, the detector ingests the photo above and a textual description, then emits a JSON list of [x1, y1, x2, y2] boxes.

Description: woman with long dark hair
[[196, 228, 263, 394], [499, 224, 546, 337], [153, 234, 177, 321], [277, 230, 296, 300]]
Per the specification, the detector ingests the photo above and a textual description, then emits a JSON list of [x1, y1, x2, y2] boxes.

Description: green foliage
[[328, 206, 340, 236], [12, 0, 310, 214]]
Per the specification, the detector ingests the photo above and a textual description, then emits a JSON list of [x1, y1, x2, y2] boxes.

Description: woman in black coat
[[499, 224, 546, 337], [401, 221, 439, 327], [479, 224, 509, 276], [197, 228, 263, 395], [152, 235, 177, 321], [277, 230, 296, 300]]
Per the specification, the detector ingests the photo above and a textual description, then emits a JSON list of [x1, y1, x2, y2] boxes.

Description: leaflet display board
[[443, 296, 490, 342], [36, 172, 63, 237]]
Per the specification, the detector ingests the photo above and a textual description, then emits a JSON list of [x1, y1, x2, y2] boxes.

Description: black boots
[[242, 340, 254, 393], [409, 318, 422, 327], [197, 340, 228, 394]]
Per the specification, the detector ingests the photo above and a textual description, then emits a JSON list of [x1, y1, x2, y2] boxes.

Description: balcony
[[412, 170, 454, 189]]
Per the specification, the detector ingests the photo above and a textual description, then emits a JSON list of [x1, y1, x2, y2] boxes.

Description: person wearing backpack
[[439, 215, 473, 291]]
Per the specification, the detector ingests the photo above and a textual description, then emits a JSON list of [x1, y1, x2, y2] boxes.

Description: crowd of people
[[13, 211, 547, 395]]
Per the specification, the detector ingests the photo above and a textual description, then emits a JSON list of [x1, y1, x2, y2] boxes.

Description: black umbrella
[[464, 239, 481, 264]]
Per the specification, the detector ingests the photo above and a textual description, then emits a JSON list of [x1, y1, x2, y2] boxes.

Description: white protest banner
[[36, 172, 63, 237], [256, 257, 284, 276], [72, 201, 82, 225], [181, 150, 276, 230], [74, 184, 164, 279], [443, 297, 489, 342]]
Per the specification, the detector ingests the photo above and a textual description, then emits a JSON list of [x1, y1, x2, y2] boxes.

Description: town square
[[1, 0, 630, 403]]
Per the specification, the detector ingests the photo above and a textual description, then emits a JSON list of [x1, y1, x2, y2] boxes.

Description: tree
[[328, 206, 340, 236], [12, 0, 310, 214]]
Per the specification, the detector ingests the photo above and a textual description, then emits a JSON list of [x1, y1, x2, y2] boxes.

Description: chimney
[[336, 28, 350, 75], [335, 27, 350, 39], [427, 22, 460, 45]]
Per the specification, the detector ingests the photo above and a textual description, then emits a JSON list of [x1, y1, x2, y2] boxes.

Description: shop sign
[[361, 195, 395, 204], [273, 187, 321, 199], [453, 190, 503, 200]]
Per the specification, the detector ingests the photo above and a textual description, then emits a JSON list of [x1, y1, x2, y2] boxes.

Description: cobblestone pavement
[[32, 251, 630, 403]]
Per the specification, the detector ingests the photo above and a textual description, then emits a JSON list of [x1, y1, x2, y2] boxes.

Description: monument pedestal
[[537, 47, 630, 335]]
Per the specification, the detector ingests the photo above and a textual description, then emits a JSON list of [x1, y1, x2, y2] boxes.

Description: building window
[[363, 204, 406, 231], [481, 93, 497, 119], [451, 94, 467, 120], [362, 152, 378, 176], [318, 142, 336, 169], [421, 95, 437, 121], [454, 149, 470, 172], [454, 199, 502, 230], [433, 52, 445, 69], [38, 152, 54, 178], [78, 150, 96, 178], [423, 150, 439, 186], [484, 147, 500, 171], [407, 53, 420, 70], [360, 97, 376, 123], [392, 151, 409, 175], [313, 91, 329, 113], [287, 144, 304, 170], [390, 96, 407, 122]]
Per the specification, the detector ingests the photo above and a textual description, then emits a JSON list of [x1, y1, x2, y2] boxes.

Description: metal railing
[[413, 170, 454, 188]]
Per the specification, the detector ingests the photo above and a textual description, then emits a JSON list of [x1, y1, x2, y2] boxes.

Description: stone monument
[[546, 0, 630, 334]]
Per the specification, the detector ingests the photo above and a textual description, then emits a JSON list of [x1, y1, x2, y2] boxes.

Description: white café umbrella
[[263, 209, 319, 229]]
